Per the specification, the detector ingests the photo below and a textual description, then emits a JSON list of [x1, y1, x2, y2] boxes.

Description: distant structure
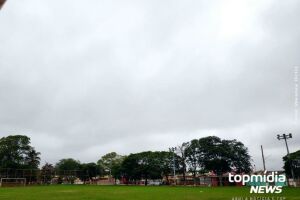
[[0, 0, 6, 10]]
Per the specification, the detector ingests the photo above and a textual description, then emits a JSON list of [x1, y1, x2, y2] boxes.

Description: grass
[[0, 185, 299, 200]]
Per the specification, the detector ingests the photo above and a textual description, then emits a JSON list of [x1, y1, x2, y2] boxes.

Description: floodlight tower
[[277, 133, 295, 182], [277, 133, 292, 155]]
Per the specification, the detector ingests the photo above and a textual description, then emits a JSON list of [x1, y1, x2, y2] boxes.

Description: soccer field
[[0, 185, 299, 200]]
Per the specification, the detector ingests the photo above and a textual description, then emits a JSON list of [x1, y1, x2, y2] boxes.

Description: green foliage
[[173, 142, 189, 184], [41, 163, 55, 184], [111, 161, 122, 180], [0, 134, 252, 185], [0, 135, 40, 169], [172, 136, 251, 178], [55, 158, 82, 184], [159, 151, 180, 179], [198, 136, 251, 174], [119, 136, 251, 184], [97, 152, 124, 176], [55, 158, 81, 171], [80, 162, 101, 180], [185, 139, 200, 177], [283, 150, 300, 178], [121, 151, 178, 185]]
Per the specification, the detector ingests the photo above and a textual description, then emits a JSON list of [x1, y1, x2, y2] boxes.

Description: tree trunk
[[183, 175, 186, 185], [219, 173, 223, 186], [183, 167, 186, 186], [193, 171, 196, 186]]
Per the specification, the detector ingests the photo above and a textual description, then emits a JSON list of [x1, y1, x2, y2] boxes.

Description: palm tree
[[25, 148, 41, 169]]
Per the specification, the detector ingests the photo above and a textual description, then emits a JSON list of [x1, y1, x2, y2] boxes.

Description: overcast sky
[[0, 0, 299, 170]]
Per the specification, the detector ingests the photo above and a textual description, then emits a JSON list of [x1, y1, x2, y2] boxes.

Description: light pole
[[261, 145, 266, 171], [170, 147, 177, 185], [277, 133, 295, 183]]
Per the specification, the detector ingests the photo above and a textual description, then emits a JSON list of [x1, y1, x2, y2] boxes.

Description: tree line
[[1, 134, 297, 185], [0, 135, 254, 184]]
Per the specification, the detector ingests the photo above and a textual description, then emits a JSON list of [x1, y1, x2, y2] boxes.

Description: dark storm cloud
[[0, 0, 299, 170]]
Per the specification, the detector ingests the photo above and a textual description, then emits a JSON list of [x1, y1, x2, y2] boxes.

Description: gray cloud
[[0, 0, 299, 170]]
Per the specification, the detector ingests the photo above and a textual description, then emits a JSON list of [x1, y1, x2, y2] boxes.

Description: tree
[[110, 155, 125, 184], [97, 152, 123, 177], [41, 163, 55, 184], [55, 158, 81, 184], [174, 142, 189, 185], [0, 135, 40, 169], [283, 150, 300, 178], [80, 162, 101, 181], [130, 151, 161, 185], [111, 161, 123, 183], [222, 139, 251, 173], [185, 139, 200, 184], [121, 151, 173, 185], [24, 147, 41, 169], [55, 158, 81, 171], [121, 153, 142, 183], [157, 151, 180, 185], [144, 152, 165, 182], [198, 136, 251, 174]]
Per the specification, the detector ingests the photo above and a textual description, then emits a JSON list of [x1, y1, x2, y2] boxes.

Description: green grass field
[[0, 185, 299, 200]]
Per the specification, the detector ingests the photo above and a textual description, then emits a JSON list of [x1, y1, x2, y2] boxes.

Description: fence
[[1, 168, 299, 187], [0, 168, 89, 185]]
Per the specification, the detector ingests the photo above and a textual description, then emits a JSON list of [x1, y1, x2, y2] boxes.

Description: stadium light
[[277, 133, 295, 183], [277, 133, 292, 154]]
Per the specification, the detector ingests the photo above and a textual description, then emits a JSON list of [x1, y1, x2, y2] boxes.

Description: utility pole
[[261, 145, 266, 171], [170, 147, 177, 185], [277, 133, 295, 184]]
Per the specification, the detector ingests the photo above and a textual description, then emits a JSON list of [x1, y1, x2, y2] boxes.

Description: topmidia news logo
[[229, 171, 286, 194]]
